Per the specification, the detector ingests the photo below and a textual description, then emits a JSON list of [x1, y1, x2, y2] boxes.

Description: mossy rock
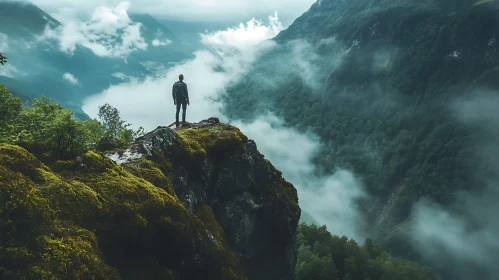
[[123, 158, 176, 197], [0, 143, 60, 185], [176, 124, 248, 157], [195, 204, 247, 280], [0, 143, 247, 280], [0, 157, 119, 280]]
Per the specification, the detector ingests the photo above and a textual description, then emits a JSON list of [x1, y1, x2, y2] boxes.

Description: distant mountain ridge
[[0, 1, 191, 119], [0, 0, 59, 36]]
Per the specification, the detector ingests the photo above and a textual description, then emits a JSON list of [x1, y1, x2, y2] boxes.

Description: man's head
[[179, 74, 184, 81]]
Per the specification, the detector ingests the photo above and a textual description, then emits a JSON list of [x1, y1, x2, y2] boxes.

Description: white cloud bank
[[63, 72, 79, 84], [201, 12, 283, 50], [39, 2, 147, 57], [0, 33, 9, 52], [82, 14, 284, 128], [82, 12, 367, 241]]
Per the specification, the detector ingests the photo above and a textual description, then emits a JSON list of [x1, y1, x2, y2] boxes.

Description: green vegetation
[[98, 103, 145, 143], [0, 86, 143, 159], [0, 145, 120, 279], [0, 86, 253, 279], [176, 123, 248, 157], [0, 53, 6, 65], [0, 142, 247, 279], [295, 223, 432, 280]]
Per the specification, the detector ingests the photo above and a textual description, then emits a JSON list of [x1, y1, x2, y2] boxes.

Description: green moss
[[261, 158, 300, 216], [0, 143, 60, 185], [0, 165, 54, 241], [1, 141, 249, 279], [176, 124, 248, 157], [123, 158, 176, 196], [0, 163, 119, 280], [196, 204, 229, 247], [38, 180, 105, 228], [35, 222, 120, 279], [195, 204, 247, 280], [281, 180, 300, 215], [80, 150, 117, 173]]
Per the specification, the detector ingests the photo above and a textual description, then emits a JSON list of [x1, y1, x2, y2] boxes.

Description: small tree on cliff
[[0, 53, 7, 65], [97, 103, 144, 142], [98, 103, 129, 140]]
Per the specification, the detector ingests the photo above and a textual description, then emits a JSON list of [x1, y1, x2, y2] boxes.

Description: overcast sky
[[29, 0, 316, 26]]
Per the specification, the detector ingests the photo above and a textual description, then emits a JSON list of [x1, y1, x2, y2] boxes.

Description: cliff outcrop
[[0, 118, 300, 280]]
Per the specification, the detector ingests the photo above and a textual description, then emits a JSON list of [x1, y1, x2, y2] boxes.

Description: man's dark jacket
[[172, 81, 189, 103]]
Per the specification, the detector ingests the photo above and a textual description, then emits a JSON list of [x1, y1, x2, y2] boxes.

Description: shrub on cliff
[[98, 103, 145, 143], [0, 52, 6, 65], [0, 85, 23, 143], [0, 87, 143, 159]]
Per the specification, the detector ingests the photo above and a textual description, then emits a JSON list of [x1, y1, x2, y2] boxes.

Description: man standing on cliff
[[172, 74, 190, 128]]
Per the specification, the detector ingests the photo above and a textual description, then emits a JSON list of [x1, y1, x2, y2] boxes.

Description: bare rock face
[[115, 118, 301, 280]]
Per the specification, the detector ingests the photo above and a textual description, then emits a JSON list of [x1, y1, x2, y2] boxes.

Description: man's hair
[[179, 74, 184, 81]]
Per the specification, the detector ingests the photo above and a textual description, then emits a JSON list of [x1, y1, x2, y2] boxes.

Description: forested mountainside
[[223, 0, 499, 276]]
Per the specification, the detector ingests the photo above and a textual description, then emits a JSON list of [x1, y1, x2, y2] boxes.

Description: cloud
[[29, 0, 316, 25], [152, 38, 172, 47], [82, 14, 367, 241], [0, 33, 9, 51], [409, 89, 499, 279], [82, 14, 281, 130], [63, 72, 79, 84], [411, 193, 499, 279], [39, 2, 147, 57], [0, 64, 19, 78], [200, 12, 284, 50], [232, 115, 367, 241]]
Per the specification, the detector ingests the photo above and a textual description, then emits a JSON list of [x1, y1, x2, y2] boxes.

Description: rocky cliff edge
[[0, 118, 301, 280]]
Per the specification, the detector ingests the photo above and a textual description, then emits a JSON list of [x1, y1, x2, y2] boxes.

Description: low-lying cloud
[[82, 14, 281, 129], [233, 116, 367, 241], [409, 89, 499, 279], [39, 2, 147, 57], [82, 12, 368, 241], [0, 33, 9, 52], [0, 64, 19, 78]]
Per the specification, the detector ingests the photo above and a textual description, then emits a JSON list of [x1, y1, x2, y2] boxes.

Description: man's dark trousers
[[176, 101, 187, 125]]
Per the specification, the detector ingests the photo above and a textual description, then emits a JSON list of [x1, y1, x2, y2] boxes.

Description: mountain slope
[[223, 0, 499, 276], [129, 13, 177, 41], [0, 118, 300, 280], [0, 0, 59, 36]]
